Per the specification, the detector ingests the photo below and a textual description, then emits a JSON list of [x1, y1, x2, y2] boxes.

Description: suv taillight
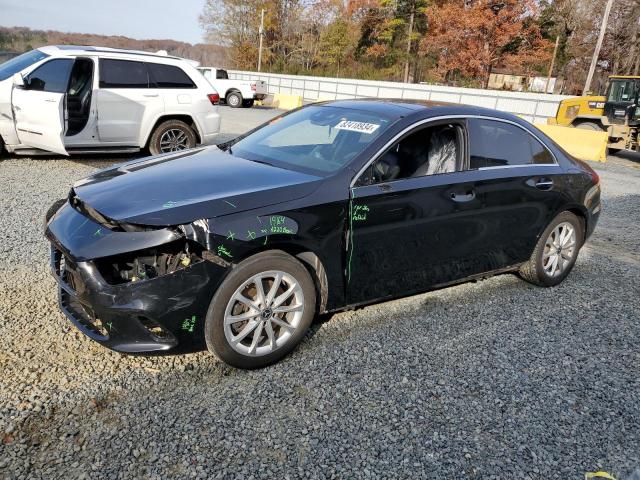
[[207, 93, 220, 105], [251, 83, 257, 91]]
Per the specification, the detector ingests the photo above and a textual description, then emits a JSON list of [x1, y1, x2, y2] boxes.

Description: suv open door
[[11, 60, 70, 156]]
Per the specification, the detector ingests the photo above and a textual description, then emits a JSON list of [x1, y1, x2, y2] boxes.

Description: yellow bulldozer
[[550, 75, 639, 153]]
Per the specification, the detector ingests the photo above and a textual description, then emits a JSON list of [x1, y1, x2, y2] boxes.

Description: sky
[[0, 0, 208, 44]]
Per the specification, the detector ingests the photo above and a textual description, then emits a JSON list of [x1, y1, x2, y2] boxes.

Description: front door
[[347, 171, 490, 305], [12, 57, 74, 155], [346, 120, 492, 304]]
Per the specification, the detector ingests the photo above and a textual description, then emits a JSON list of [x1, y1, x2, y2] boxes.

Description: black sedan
[[46, 100, 601, 369]]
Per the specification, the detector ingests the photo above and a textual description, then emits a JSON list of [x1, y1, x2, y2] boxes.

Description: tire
[[575, 121, 604, 131], [45, 198, 67, 223], [148, 119, 197, 155], [204, 250, 316, 369], [242, 99, 255, 108], [519, 211, 584, 287], [226, 91, 242, 108]]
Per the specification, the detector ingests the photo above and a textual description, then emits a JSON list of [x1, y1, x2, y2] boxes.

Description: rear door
[[12, 58, 73, 155], [461, 118, 565, 266], [147, 61, 197, 113], [95, 58, 164, 144]]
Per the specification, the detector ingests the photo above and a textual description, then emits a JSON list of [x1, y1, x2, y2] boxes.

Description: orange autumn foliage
[[421, 0, 553, 86]]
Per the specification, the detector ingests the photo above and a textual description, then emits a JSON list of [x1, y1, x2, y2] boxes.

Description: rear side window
[[216, 69, 228, 79], [468, 119, 554, 168], [25, 58, 74, 93], [99, 59, 148, 88], [147, 63, 196, 88]]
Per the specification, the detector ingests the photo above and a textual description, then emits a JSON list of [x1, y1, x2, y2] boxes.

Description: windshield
[[230, 105, 393, 176], [0, 49, 49, 81], [608, 79, 637, 102]]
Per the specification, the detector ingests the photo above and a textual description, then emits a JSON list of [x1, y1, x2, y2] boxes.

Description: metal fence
[[228, 70, 571, 123]]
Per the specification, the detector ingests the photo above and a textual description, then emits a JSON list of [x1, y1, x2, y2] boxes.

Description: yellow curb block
[[272, 93, 303, 110]]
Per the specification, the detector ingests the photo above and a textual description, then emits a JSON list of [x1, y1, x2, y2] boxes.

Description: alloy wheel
[[223, 270, 305, 356], [542, 221, 577, 277], [159, 128, 190, 153]]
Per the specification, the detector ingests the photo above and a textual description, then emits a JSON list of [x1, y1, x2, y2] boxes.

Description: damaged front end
[[45, 196, 231, 355]]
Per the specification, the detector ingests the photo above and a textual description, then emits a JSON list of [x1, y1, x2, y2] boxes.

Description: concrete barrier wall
[[228, 70, 571, 123]]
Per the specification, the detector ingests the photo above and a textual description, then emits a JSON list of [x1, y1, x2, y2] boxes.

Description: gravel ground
[[0, 106, 639, 479]]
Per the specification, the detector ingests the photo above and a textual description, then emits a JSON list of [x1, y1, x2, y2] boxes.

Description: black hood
[[72, 148, 323, 226]]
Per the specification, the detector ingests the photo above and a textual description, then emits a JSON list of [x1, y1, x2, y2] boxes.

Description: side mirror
[[12, 73, 25, 88]]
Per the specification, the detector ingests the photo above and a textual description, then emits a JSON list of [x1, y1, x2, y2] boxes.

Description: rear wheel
[[205, 251, 316, 369], [149, 120, 197, 155], [519, 211, 584, 287], [226, 91, 242, 108]]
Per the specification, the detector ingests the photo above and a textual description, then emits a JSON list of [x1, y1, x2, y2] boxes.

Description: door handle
[[143, 93, 159, 97], [534, 179, 554, 190], [45, 98, 57, 103], [450, 190, 475, 202]]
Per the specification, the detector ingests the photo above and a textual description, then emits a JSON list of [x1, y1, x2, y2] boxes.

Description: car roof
[[36, 45, 198, 66], [316, 98, 519, 123]]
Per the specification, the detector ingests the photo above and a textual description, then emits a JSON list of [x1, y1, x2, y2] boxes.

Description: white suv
[[0, 45, 221, 156]]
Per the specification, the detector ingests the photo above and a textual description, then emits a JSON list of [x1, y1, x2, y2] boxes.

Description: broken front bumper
[[45, 202, 229, 355], [49, 244, 226, 354], [49, 243, 228, 353]]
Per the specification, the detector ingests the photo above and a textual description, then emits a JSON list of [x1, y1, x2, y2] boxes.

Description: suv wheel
[[519, 211, 584, 287], [226, 91, 242, 108], [242, 99, 255, 108], [149, 120, 197, 155], [205, 251, 316, 369]]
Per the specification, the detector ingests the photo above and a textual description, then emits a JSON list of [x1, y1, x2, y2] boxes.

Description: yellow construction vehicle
[[550, 75, 639, 152]]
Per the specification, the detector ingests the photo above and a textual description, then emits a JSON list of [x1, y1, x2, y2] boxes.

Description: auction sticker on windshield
[[335, 120, 380, 134]]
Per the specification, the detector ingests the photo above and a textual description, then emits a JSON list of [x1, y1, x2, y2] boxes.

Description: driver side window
[[25, 58, 74, 93], [361, 122, 462, 185]]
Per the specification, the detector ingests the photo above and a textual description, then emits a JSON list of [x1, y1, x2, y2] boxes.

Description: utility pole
[[545, 36, 560, 94], [583, 0, 614, 95], [403, 8, 415, 84], [258, 8, 265, 72]]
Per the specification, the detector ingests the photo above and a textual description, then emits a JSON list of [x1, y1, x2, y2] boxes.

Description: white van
[[0, 45, 221, 156]]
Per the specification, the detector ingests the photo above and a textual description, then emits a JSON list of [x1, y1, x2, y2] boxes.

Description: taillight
[[207, 93, 220, 105], [588, 168, 600, 185], [251, 83, 256, 91]]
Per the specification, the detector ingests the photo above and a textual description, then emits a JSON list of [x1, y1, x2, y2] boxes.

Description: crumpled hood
[[72, 148, 322, 226]]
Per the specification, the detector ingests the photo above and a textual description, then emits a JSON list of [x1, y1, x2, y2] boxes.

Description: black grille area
[[51, 246, 108, 339], [60, 288, 108, 339]]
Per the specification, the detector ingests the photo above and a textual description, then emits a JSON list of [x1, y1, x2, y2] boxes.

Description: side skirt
[[326, 264, 525, 314]]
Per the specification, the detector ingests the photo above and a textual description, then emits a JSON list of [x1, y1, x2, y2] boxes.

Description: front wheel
[[148, 120, 197, 155], [205, 251, 316, 369], [519, 211, 584, 287]]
